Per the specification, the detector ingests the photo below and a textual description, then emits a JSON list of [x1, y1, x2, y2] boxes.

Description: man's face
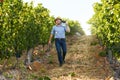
[[55, 19, 61, 25]]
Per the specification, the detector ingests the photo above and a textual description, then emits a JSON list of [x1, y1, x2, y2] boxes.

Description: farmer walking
[[48, 17, 70, 67]]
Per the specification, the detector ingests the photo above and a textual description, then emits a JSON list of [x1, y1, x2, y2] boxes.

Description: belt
[[55, 38, 65, 40]]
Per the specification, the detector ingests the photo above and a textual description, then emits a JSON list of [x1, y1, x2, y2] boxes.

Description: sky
[[23, 0, 101, 35]]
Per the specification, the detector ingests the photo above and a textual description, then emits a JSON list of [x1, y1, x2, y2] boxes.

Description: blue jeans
[[55, 38, 67, 65]]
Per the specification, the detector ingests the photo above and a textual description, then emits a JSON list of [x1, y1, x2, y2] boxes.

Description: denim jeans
[[55, 38, 67, 65]]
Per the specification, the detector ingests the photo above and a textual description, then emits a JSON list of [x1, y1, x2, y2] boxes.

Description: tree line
[[88, 0, 120, 58], [0, 0, 85, 59]]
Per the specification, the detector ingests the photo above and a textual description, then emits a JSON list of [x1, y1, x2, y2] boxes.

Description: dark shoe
[[59, 63, 63, 67], [63, 60, 65, 64], [63, 59, 65, 63]]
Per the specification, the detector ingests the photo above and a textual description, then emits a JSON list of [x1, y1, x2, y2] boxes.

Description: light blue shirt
[[51, 25, 67, 38]]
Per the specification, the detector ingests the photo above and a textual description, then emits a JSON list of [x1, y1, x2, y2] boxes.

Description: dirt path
[[0, 35, 113, 80], [46, 35, 113, 80]]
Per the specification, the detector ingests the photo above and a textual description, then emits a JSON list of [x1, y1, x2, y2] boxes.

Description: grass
[[3, 72, 13, 78], [38, 76, 51, 80]]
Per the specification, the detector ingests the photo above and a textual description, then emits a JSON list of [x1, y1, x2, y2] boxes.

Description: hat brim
[[54, 18, 62, 22]]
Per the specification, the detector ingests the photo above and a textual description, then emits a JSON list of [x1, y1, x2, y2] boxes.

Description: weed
[[31, 73, 38, 78], [38, 76, 51, 80], [99, 51, 107, 57], [48, 55, 53, 64], [68, 72, 76, 77], [90, 41, 98, 46]]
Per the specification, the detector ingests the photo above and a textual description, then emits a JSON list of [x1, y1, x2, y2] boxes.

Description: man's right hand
[[48, 40, 51, 45]]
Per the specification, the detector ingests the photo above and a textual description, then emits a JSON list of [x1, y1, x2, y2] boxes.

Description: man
[[48, 17, 70, 67]]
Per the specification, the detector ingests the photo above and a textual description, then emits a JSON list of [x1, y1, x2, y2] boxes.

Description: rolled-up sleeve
[[64, 26, 67, 32]]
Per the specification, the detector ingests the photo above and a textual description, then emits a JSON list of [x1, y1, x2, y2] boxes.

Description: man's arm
[[48, 26, 54, 44], [66, 24, 70, 32], [48, 34, 53, 44]]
